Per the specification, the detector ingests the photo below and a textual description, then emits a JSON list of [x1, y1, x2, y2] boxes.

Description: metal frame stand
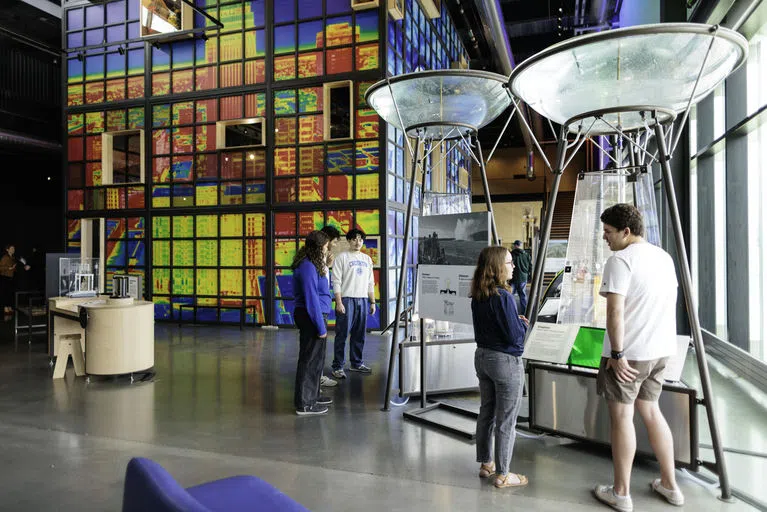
[[526, 105, 731, 500]]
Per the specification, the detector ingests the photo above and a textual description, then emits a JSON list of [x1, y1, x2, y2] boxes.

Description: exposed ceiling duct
[[471, 0, 536, 167]]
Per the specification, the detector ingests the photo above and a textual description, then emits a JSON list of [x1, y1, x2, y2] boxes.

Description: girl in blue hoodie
[[292, 230, 333, 416]]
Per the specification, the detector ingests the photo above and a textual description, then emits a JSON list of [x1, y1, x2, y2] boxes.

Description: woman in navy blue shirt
[[471, 246, 529, 488], [292, 230, 333, 416]]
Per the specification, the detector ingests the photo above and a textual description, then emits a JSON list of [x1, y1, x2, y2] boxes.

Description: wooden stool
[[53, 317, 86, 355], [52, 334, 86, 379]]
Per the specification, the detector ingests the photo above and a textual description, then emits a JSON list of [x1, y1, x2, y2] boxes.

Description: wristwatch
[[611, 350, 624, 360]]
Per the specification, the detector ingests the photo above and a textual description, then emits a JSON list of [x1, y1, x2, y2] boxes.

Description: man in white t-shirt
[[593, 204, 685, 512], [331, 229, 376, 378]]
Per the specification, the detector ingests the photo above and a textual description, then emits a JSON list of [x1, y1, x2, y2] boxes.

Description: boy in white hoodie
[[331, 229, 376, 378]]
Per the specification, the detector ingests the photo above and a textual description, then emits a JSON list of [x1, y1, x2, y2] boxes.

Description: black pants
[[294, 307, 327, 409]]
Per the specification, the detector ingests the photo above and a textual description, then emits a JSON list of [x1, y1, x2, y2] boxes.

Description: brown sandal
[[479, 462, 495, 478], [494, 473, 529, 488]]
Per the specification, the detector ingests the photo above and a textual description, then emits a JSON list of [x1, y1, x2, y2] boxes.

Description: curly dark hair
[[470, 246, 512, 301], [600, 203, 644, 237], [321, 225, 342, 241], [346, 228, 366, 241], [292, 230, 330, 273]]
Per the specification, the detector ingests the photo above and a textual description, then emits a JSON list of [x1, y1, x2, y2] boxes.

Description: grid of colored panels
[[65, 0, 144, 106], [273, 208, 381, 328], [273, 84, 379, 203], [105, 216, 146, 294], [149, 1, 267, 96], [150, 93, 266, 208], [67, 107, 147, 211], [151, 213, 267, 324], [387, 0, 467, 76], [271, 0, 379, 82], [66, 219, 82, 254]]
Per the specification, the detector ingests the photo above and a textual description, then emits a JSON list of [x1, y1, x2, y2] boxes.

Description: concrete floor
[[0, 321, 764, 511]]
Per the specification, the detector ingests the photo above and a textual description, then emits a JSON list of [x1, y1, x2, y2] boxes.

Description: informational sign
[[522, 322, 581, 364], [417, 265, 475, 324]]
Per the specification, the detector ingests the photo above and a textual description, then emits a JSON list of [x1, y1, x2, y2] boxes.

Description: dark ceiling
[[445, 0, 624, 149]]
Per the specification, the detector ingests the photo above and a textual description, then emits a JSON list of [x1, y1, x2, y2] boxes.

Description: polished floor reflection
[[0, 323, 764, 511]]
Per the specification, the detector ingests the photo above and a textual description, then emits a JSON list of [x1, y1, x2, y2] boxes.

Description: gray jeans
[[474, 347, 525, 475]]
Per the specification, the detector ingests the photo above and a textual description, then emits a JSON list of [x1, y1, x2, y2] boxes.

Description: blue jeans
[[512, 281, 528, 313], [474, 347, 524, 475], [333, 297, 368, 370]]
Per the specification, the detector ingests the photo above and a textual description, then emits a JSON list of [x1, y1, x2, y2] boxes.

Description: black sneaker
[[296, 404, 329, 416], [316, 396, 333, 405]]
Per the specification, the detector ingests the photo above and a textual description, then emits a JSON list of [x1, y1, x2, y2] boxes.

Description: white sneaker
[[320, 375, 337, 387], [593, 484, 633, 512], [651, 479, 684, 506], [331, 369, 347, 379]]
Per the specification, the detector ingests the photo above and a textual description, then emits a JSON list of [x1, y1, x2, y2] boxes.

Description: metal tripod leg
[[382, 136, 423, 411], [526, 127, 568, 324], [653, 122, 731, 500]]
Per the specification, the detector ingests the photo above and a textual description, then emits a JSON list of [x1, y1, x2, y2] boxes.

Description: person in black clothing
[[471, 246, 529, 488], [510, 240, 532, 313]]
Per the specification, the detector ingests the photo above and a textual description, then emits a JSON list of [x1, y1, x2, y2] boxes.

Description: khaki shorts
[[597, 357, 668, 404]]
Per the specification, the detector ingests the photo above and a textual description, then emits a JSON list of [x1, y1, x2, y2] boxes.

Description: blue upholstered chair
[[122, 457, 311, 512]]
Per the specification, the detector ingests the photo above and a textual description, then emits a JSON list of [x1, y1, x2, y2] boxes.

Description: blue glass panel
[[221, 308, 242, 323], [198, 308, 218, 322], [85, 54, 104, 79], [274, 0, 295, 24], [85, 28, 103, 46], [152, 44, 171, 69], [154, 301, 171, 319], [274, 25, 296, 54], [248, 0, 266, 26], [128, 0, 140, 21], [106, 52, 125, 76], [174, 40, 194, 65], [127, 48, 143, 72], [107, 24, 126, 43], [106, 0, 126, 24], [85, 5, 103, 27], [68, 58, 83, 81], [326, 0, 348, 15], [67, 32, 83, 50], [275, 274, 294, 297], [67, 8, 84, 31], [127, 21, 139, 39], [298, 0, 321, 19]]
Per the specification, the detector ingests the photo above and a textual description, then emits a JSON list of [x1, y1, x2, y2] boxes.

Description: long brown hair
[[292, 230, 329, 274], [470, 246, 512, 301]]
